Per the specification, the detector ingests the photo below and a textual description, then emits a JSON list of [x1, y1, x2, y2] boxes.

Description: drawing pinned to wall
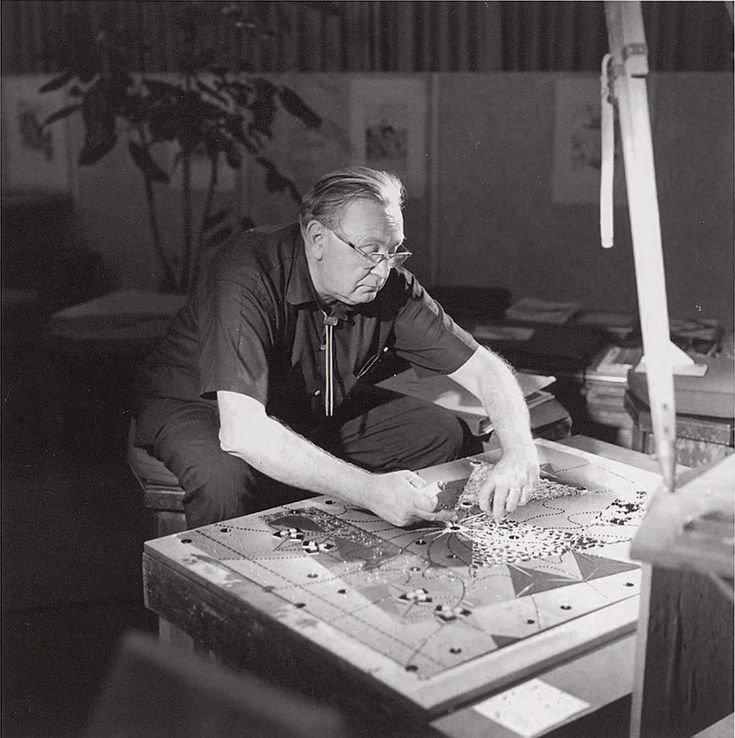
[[350, 78, 427, 197], [1, 75, 70, 192], [552, 77, 627, 205], [366, 103, 408, 170]]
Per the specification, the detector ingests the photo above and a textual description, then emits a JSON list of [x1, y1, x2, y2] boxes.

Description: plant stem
[[193, 155, 219, 288], [136, 128, 177, 292], [145, 177, 176, 292], [180, 150, 192, 293]]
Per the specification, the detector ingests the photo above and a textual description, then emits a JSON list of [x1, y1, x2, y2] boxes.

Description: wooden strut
[[603, 1, 678, 496]]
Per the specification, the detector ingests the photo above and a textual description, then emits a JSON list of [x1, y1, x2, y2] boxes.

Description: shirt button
[[313, 389, 321, 396], [319, 344, 326, 351]]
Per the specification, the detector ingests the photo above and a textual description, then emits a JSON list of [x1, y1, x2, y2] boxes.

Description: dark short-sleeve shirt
[[137, 223, 478, 433]]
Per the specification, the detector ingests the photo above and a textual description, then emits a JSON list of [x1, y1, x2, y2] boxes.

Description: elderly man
[[133, 166, 539, 529]]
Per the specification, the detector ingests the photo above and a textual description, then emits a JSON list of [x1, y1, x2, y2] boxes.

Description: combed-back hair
[[299, 166, 405, 232]]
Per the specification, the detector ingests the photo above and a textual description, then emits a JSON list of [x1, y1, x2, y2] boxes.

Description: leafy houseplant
[[42, 3, 321, 294]]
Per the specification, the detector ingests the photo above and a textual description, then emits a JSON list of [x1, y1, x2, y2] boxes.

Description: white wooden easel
[[602, 1, 697, 496], [602, 7, 732, 738]]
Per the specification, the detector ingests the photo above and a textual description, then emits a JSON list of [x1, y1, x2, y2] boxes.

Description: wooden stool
[[126, 419, 187, 537]]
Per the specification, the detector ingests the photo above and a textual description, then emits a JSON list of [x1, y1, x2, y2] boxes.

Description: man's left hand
[[476, 446, 540, 523]]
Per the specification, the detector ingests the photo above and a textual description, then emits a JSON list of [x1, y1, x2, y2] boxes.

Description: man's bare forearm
[[219, 406, 373, 505], [477, 355, 535, 454], [217, 390, 450, 526], [448, 346, 534, 454], [448, 346, 539, 519]]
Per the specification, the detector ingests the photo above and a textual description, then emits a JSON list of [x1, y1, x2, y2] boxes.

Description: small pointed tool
[[539, 463, 559, 481]]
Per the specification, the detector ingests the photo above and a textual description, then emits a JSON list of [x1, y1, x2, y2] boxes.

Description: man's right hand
[[363, 470, 453, 527]]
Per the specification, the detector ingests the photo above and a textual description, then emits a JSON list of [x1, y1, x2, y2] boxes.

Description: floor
[[2, 330, 159, 737]]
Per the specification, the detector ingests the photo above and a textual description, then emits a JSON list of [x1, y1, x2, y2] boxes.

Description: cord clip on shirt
[[322, 312, 339, 416]]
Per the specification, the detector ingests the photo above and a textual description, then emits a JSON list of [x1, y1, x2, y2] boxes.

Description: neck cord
[[322, 311, 338, 416]]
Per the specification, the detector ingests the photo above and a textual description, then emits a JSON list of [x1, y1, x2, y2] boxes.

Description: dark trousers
[[134, 387, 481, 528]]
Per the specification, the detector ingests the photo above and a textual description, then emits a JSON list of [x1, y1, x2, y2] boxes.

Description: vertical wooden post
[[604, 1, 678, 494], [629, 564, 652, 738], [605, 12, 734, 738]]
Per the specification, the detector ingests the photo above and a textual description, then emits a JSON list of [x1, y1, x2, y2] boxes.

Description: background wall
[[2, 2, 732, 325], [53, 71, 733, 328], [435, 72, 734, 324]]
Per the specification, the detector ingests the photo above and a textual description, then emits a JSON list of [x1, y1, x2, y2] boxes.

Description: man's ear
[[305, 220, 325, 260]]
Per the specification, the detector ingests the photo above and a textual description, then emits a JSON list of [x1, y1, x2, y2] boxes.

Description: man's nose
[[372, 259, 392, 276]]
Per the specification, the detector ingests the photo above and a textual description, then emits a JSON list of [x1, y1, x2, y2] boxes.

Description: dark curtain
[[1, 0, 732, 74], [501, 1, 734, 71]]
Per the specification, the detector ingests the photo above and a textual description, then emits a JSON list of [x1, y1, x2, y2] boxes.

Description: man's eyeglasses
[[324, 225, 412, 268]]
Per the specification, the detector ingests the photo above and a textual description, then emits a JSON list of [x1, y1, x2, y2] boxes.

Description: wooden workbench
[[142, 437, 662, 737]]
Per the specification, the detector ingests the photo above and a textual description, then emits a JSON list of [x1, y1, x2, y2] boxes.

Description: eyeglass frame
[[321, 222, 412, 268]]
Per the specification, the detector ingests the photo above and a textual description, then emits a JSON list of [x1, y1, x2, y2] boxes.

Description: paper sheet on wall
[[551, 77, 627, 205], [1, 75, 70, 191], [349, 77, 427, 196]]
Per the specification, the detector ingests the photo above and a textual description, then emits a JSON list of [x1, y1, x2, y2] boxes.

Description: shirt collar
[[285, 233, 319, 307], [285, 233, 353, 321]]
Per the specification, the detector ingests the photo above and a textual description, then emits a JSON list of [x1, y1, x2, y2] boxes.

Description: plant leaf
[[247, 78, 277, 137], [78, 133, 117, 165], [277, 86, 321, 129], [196, 79, 228, 106], [220, 134, 242, 169], [78, 83, 117, 165], [128, 140, 170, 183], [230, 128, 257, 154], [40, 71, 75, 93], [240, 215, 255, 231], [226, 79, 254, 107], [43, 104, 81, 127], [202, 208, 230, 231], [255, 156, 300, 202], [203, 225, 233, 250]]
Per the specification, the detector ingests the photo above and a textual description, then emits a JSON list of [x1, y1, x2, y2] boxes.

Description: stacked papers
[[377, 368, 556, 436], [505, 297, 581, 324]]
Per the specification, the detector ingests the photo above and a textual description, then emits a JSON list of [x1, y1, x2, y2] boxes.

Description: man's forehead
[[340, 199, 403, 235]]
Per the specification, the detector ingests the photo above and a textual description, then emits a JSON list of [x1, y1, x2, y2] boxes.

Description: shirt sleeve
[[198, 273, 273, 405], [391, 273, 479, 377]]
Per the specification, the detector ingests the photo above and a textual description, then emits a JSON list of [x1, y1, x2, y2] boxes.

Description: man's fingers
[[505, 485, 523, 515], [492, 483, 510, 522], [405, 472, 427, 488], [520, 484, 535, 505], [478, 480, 495, 514], [413, 483, 440, 513], [420, 508, 455, 523]]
